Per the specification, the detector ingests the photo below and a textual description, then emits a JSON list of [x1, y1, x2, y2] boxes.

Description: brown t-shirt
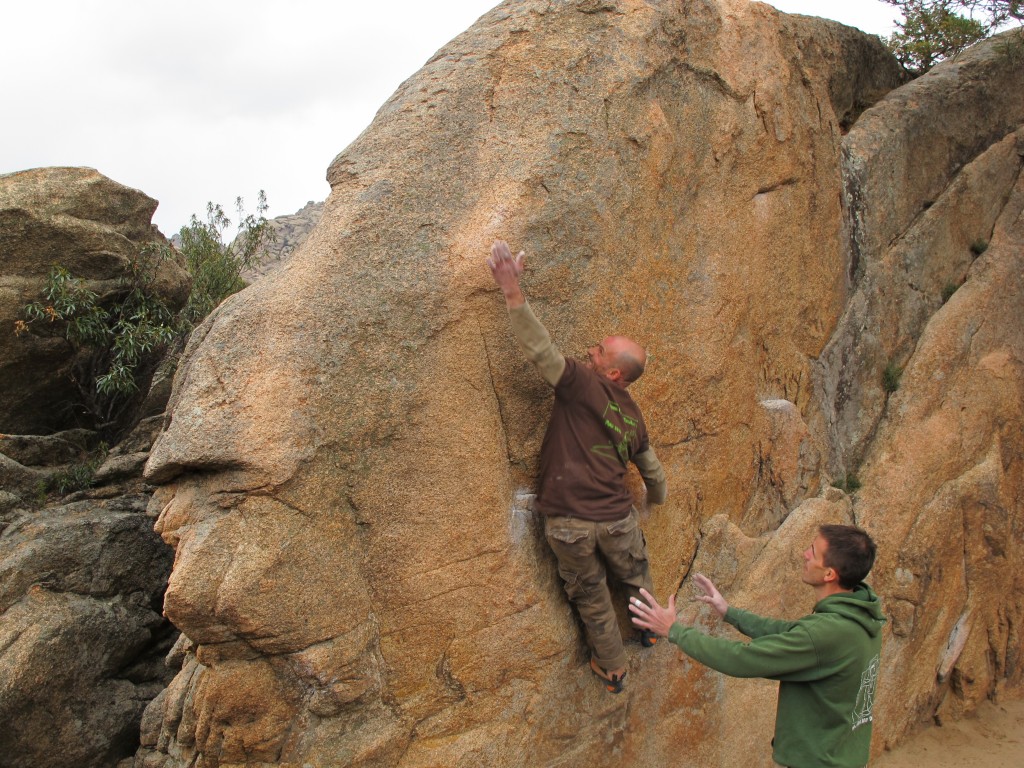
[[536, 358, 649, 521]]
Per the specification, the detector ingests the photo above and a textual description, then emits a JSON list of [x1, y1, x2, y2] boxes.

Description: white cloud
[[1, 0, 900, 236]]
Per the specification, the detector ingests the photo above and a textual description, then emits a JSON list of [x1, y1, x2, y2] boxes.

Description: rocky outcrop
[[0, 410, 179, 768], [0, 494, 175, 768], [831, 31, 1024, 745], [862, 129, 1024, 737], [133, 1, 950, 766], [816, 32, 1024, 474], [0, 167, 185, 767], [0, 167, 190, 435]]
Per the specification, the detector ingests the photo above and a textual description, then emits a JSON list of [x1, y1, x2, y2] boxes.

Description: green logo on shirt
[[591, 402, 638, 464]]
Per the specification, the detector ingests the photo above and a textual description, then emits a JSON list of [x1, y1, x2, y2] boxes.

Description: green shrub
[[882, 1, 1021, 74], [884, 1, 989, 74], [41, 442, 109, 498], [16, 193, 273, 436], [834, 473, 862, 494], [883, 361, 903, 394], [19, 254, 177, 429], [941, 281, 960, 303], [994, 26, 1024, 63], [176, 193, 273, 332], [48, 461, 98, 496], [969, 238, 988, 256]]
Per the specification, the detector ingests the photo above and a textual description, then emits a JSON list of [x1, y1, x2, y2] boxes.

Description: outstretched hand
[[628, 588, 678, 638], [692, 573, 729, 617], [487, 240, 526, 307]]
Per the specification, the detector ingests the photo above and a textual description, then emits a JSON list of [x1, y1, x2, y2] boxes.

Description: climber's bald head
[[586, 335, 647, 385]]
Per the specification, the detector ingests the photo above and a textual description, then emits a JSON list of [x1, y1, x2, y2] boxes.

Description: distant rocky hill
[[169, 200, 323, 283], [240, 199, 323, 282]]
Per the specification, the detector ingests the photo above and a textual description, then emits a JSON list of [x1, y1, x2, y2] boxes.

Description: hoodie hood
[[814, 582, 886, 638]]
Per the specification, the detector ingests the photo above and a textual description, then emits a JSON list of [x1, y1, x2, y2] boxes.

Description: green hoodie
[[667, 584, 885, 768]]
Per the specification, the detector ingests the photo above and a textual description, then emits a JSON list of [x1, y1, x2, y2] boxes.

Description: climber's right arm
[[488, 240, 566, 387]]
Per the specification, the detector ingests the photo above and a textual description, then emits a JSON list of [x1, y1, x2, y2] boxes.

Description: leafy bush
[[16, 193, 273, 436], [177, 192, 273, 331], [35, 442, 109, 500], [969, 238, 989, 256], [883, 361, 904, 394], [18, 254, 178, 429], [883, 1, 1022, 74], [834, 473, 862, 494]]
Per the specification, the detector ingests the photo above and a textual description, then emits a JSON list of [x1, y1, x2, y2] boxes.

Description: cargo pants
[[544, 506, 652, 671]]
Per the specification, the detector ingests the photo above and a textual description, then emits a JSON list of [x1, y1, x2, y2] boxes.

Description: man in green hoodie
[[629, 524, 884, 768]]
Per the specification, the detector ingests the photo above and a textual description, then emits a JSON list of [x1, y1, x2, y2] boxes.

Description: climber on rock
[[487, 238, 668, 694]]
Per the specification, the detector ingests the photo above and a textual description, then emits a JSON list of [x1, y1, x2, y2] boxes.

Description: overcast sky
[[2, 1, 902, 236]]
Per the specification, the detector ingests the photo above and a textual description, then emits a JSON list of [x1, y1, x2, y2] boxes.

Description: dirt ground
[[874, 697, 1024, 768]]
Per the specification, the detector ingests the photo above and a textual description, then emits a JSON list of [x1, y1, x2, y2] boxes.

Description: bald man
[[488, 240, 667, 693]]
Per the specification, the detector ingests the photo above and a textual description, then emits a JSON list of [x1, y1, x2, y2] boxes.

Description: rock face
[[136, 2, 1022, 767], [833, 35, 1024, 743], [0, 494, 175, 768], [0, 418, 179, 768], [0, 167, 189, 435], [0, 414, 180, 768]]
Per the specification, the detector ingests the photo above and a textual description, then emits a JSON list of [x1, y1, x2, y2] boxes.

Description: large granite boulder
[[863, 128, 1024, 737], [0, 167, 189, 435], [133, 2, 930, 766], [816, 31, 1024, 474]]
